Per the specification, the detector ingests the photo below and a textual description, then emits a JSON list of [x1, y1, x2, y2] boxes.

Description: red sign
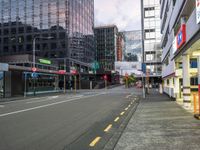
[[71, 70, 77, 75], [58, 70, 66, 75], [103, 75, 108, 80], [176, 24, 186, 49], [31, 67, 37, 72], [125, 73, 129, 77]]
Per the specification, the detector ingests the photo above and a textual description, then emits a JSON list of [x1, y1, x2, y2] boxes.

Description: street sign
[[31, 67, 37, 72], [92, 61, 99, 74], [125, 73, 129, 78], [142, 63, 146, 74], [39, 59, 51, 65], [103, 75, 108, 80]]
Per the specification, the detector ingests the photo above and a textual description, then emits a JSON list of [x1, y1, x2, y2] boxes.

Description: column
[[182, 54, 191, 108], [174, 77, 180, 99], [169, 78, 173, 97], [198, 56, 200, 112]]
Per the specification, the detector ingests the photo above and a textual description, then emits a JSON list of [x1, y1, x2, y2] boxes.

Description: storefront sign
[[71, 70, 77, 75], [39, 59, 51, 65], [58, 70, 66, 75], [176, 24, 186, 49], [0, 63, 9, 71], [196, 0, 200, 24]]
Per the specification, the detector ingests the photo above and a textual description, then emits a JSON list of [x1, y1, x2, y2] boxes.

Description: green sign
[[39, 59, 51, 65], [92, 61, 99, 70]]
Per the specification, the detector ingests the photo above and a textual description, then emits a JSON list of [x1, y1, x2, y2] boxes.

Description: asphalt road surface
[[0, 86, 139, 150]]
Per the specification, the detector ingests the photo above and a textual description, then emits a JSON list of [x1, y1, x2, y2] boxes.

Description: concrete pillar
[[198, 56, 200, 110], [174, 77, 180, 99], [169, 78, 173, 97], [182, 54, 191, 108], [4, 71, 11, 98]]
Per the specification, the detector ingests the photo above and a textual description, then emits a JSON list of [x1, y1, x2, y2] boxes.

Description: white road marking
[[26, 95, 83, 104], [126, 95, 132, 99], [0, 93, 106, 118], [0, 105, 4, 108]]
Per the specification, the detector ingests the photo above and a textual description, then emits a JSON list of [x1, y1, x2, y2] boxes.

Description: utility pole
[[64, 58, 66, 93], [141, 0, 146, 99], [33, 38, 36, 96]]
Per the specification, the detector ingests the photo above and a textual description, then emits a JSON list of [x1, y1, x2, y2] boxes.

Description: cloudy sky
[[94, 0, 141, 31]]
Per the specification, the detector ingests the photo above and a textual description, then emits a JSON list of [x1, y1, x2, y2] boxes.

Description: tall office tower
[[122, 30, 142, 62], [94, 25, 118, 71], [116, 32, 124, 62], [141, 0, 162, 86], [0, 0, 95, 64]]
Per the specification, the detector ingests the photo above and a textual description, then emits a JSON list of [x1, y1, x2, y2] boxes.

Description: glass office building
[[141, 0, 162, 85], [122, 30, 142, 62], [0, 0, 95, 64], [94, 25, 118, 71]]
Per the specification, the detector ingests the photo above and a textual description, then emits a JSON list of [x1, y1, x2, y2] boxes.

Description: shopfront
[[24, 72, 59, 95]]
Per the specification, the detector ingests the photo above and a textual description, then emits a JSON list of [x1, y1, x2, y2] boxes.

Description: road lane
[[0, 86, 139, 150]]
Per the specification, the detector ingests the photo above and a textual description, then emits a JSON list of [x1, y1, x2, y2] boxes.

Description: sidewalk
[[115, 90, 200, 150]]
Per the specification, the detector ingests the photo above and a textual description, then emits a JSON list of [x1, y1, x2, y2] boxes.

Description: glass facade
[[142, 0, 162, 76], [95, 26, 118, 71], [0, 72, 4, 98], [122, 31, 142, 62], [0, 0, 95, 63]]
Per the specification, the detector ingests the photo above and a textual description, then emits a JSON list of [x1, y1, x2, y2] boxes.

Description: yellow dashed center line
[[89, 137, 101, 147], [120, 111, 125, 116], [114, 117, 120, 122], [104, 124, 112, 132], [125, 107, 128, 111]]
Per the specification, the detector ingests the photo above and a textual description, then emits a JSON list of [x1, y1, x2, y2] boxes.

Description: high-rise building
[[0, 0, 95, 65], [115, 31, 142, 76], [123, 30, 142, 62], [160, 0, 200, 110], [116, 32, 124, 62], [141, 0, 162, 86], [94, 25, 118, 71]]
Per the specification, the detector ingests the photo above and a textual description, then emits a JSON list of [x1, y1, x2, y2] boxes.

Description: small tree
[[123, 74, 136, 87]]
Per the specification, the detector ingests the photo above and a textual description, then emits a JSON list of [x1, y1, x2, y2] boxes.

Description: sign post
[[31, 67, 37, 96], [125, 73, 129, 88], [142, 63, 146, 98]]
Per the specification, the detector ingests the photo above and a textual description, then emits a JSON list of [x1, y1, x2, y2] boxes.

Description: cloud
[[94, 0, 141, 31]]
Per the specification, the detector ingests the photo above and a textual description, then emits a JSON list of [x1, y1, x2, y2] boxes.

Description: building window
[[145, 29, 156, 39], [190, 77, 198, 85], [173, 0, 177, 6], [190, 58, 197, 68], [144, 7, 155, 18]]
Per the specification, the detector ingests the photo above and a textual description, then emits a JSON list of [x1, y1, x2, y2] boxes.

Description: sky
[[94, 0, 141, 31]]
